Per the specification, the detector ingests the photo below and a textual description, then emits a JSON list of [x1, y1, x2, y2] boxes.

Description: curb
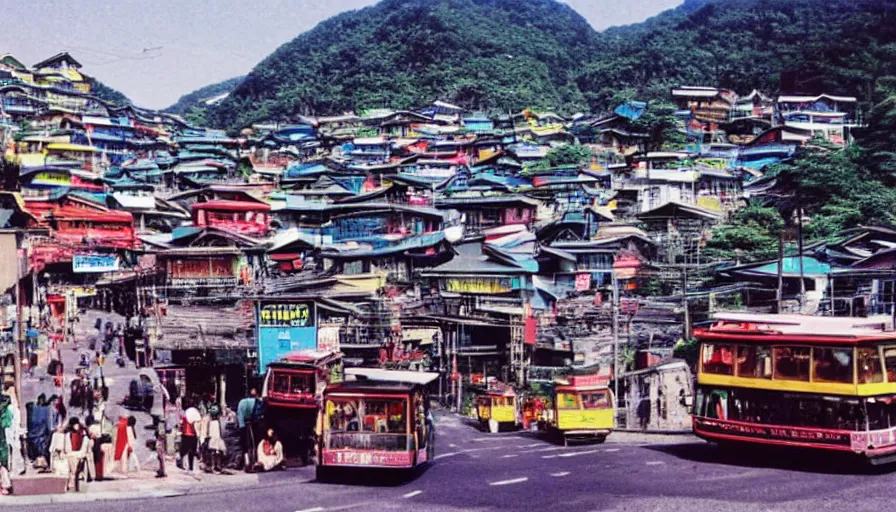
[[3, 487, 187, 505], [3, 471, 266, 505]]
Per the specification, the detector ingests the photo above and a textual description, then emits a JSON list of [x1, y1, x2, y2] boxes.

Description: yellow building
[[32, 52, 90, 94]]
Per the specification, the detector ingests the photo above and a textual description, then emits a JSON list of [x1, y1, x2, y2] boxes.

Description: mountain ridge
[[202, 0, 896, 131]]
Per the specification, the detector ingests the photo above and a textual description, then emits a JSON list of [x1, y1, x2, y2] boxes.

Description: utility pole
[[681, 265, 691, 340], [797, 206, 805, 312], [776, 231, 784, 313], [611, 271, 620, 401], [14, 246, 24, 419]]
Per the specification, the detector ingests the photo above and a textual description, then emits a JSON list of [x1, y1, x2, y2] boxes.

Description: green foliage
[[673, 338, 699, 369], [209, 0, 599, 130], [544, 144, 591, 167], [204, 0, 896, 132], [165, 76, 245, 118], [628, 101, 686, 151], [88, 78, 131, 106], [704, 205, 785, 262]]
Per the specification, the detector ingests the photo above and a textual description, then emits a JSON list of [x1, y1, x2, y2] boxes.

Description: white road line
[[434, 452, 460, 460], [501, 454, 518, 458], [489, 477, 529, 486], [542, 454, 558, 459], [550, 471, 571, 477], [645, 461, 665, 466], [403, 490, 423, 498], [534, 446, 567, 452], [522, 442, 543, 448], [559, 449, 601, 458], [604, 448, 620, 452], [296, 508, 324, 512], [449, 443, 457, 448]]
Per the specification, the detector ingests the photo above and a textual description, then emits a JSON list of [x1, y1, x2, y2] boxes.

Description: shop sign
[[259, 302, 314, 328], [444, 277, 512, 294], [575, 273, 591, 291], [72, 254, 119, 273]]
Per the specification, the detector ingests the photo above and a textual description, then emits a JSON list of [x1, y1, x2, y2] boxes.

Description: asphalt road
[[25, 412, 896, 512]]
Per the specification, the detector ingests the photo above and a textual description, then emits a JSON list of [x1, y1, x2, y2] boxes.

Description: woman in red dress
[[113, 417, 130, 475]]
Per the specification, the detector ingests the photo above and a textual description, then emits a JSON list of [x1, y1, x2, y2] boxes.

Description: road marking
[[435, 452, 460, 460], [449, 443, 457, 448], [296, 508, 325, 512], [551, 471, 571, 477], [522, 442, 543, 448], [501, 454, 518, 458], [559, 449, 600, 458], [403, 491, 423, 498], [645, 461, 665, 466], [489, 477, 529, 486], [534, 446, 566, 452], [604, 448, 620, 452], [542, 455, 558, 459]]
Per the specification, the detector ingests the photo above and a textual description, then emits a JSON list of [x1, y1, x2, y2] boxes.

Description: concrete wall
[[623, 362, 693, 431]]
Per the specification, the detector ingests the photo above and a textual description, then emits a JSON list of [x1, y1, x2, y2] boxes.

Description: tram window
[[812, 347, 853, 383], [581, 391, 610, 409], [736, 345, 772, 379], [773, 347, 810, 381], [327, 399, 360, 432], [857, 347, 884, 384], [273, 373, 289, 393], [883, 347, 896, 382], [702, 343, 734, 375], [289, 373, 312, 394], [557, 392, 579, 410]]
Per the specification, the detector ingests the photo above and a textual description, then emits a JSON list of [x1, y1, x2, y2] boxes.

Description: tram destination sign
[[695, 417, 851, 447]]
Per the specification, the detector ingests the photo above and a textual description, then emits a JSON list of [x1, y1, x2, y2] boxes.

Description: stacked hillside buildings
[[1, 52, 888, 416]]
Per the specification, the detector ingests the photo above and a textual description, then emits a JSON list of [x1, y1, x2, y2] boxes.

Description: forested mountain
[[88, 77, 131, 106], [206, 0, 896, 131], [209, 0, 600, 130], [164, 75, 245, 122]]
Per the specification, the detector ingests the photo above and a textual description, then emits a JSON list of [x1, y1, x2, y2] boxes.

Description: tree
[[704, 204, 785, 262]]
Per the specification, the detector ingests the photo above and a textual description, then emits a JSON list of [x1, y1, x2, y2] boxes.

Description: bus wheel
[[489, 419, 499, 433], [316, 466, 331, 483]]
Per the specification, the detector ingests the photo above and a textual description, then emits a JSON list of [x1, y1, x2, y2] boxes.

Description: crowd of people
[[0, 312, 296, 496]]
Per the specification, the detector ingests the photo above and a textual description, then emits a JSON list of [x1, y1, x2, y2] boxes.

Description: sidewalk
[[6, 467, 295, 505], [15, 310, 167, 493]]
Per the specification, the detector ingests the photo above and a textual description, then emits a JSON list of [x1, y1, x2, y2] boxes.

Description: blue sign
[[256, 301, 317, 375], [73, 254, 119, 273]]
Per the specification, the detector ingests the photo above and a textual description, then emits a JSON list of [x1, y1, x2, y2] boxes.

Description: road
[[22, 410, 896, 512]]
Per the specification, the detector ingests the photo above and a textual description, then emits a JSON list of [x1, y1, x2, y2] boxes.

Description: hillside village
[[0, 49, 892, 425]]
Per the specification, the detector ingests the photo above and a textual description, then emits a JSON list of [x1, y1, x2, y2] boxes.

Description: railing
[[324, 432, 410, 452]]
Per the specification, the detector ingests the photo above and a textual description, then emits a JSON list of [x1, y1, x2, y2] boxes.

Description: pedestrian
[[202, 405, 226, 473], [2, 383, 22, 476], [126, 416, 140, 473], [0, 395, 13, 495], [179, 402, 200, 474], [154, 414, 167, 478], [92, 351, 104, 390], [237, 389, 261, 471], [64, 417, 89, 492], [254, 428, 283, 472], [113, 416, 132, 477]]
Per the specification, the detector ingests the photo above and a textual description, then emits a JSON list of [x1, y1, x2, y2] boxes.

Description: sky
[[1, 0, 682, 110]]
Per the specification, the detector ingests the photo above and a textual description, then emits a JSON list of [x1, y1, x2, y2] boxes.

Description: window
[[557, 392, 579, 410], [736, 345, 772, 379], [326, 398, 407, 434], [773, 347, 811, 381], [857, 347, 884, 384], [581, 391, 611, 409], [812, 347, 853, 383], [702, 343, 734, 375], [273, 373, 289, 393], [289, 373, 312, 395], [883, 346, 896, 383]]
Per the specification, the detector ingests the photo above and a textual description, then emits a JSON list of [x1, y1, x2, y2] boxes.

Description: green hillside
[[208, 0, 896, 131], [164, 75, 245, 122]]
